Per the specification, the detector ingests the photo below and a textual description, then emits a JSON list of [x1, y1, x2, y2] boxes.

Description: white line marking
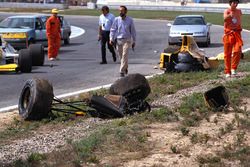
[[70, 26, 85, 39], [57, 84, 112, 99], [0, 105, 18, 113]]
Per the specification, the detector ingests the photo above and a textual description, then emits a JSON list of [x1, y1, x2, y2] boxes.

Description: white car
[[167, 15, 212, 47], [0, 15, 71, 49]]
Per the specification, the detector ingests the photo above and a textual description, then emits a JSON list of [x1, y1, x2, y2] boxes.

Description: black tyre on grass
[[109, 74, 151, 115], [18, 78, 54, 120], [140, 101, 151, 113], [109, 73, 151, 99], [29, 44, 45, 66], [18, 49, 32, 73]]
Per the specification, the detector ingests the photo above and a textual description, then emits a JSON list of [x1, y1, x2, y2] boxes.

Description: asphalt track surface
[[0, 15, 250, 111]]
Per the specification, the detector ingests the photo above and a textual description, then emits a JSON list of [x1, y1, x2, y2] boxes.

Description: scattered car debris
[[18, 73, 151, 120], [204, 85, 229, 110]]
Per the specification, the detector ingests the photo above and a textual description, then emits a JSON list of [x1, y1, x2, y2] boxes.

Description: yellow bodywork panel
[[2, 32, 27, 39], [74, 112, 86, 116], [160, 53, 172, 69], [180, 35, 192, 52], [0, 64, 18, 72], [216, 53, 224, 60]]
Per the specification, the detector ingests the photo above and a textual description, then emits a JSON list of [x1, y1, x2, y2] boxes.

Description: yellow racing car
[[160, 35, 215, 72], [0, 35, 44, 73]]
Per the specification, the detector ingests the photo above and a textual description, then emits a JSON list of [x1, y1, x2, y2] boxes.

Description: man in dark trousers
[[98, 6, 116, 64]]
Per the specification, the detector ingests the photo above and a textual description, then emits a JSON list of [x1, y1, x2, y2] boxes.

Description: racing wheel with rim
[[29, 44, 45, 66], [18, 49, 32, 73], [64, 33, 70, 45], [18, 78, 54, 120]]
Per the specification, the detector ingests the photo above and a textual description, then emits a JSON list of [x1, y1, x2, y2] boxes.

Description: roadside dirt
[[0, 110, 19, 131], [120, 111, 247, 167]]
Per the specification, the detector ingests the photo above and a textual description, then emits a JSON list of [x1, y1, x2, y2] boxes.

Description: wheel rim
[[22, 87, 31, 110]]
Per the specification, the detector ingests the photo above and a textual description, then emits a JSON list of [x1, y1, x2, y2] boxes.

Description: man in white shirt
[[98, 6, 116, 64]]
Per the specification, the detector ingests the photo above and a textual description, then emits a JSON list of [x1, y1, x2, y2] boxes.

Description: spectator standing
[[98, 6, 116, 64], [223, 0, 243, 78], [110, 5, 136, 77], [46, 8, 61, 61]]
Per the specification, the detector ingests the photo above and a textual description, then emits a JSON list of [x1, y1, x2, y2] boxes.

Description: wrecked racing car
[[160, 35, 215, 73], [0, 36, 45, 73], [18, 73, 151, 120]]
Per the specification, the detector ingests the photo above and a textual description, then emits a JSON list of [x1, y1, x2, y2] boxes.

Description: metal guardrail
[[0, 2, 68, 9], [1, 1, 250, 14], [95, 0, 250, 14], [96, 4, 250, 14]]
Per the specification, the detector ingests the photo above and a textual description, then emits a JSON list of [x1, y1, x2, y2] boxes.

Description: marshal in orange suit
[[223, 0, 243, 78], [46, 8, 61, 61]]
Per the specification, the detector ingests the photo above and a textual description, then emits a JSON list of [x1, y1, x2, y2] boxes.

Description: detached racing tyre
[[18, 49, 32, 73], [141, 101, 151, 113], [29, 44, 45, 66], [18, 78, 54, 120], [109, 73, 151, 98], [110, 74, 151, 115]]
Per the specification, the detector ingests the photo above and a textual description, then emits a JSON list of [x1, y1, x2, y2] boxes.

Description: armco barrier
[[96, 5, 250, 14], [96, 1, 250, 14], [0, 2, 68, 9]]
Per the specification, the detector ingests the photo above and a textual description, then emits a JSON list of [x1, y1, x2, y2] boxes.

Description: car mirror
[[167, 23, 172, 27], [207, 23, 212, 26]]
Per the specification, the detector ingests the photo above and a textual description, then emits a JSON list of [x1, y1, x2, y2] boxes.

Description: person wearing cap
[[46, 8, 61, 61], [109, 6, 136, 77], [223, 0, 243, 78], [98, 6, 116, 64]]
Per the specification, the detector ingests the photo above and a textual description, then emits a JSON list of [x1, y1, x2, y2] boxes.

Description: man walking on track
[[98, 6, 116, 64], [46, 8, 61, 61], [223, 0, 243, 78], [109, 5, 136, 77]]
